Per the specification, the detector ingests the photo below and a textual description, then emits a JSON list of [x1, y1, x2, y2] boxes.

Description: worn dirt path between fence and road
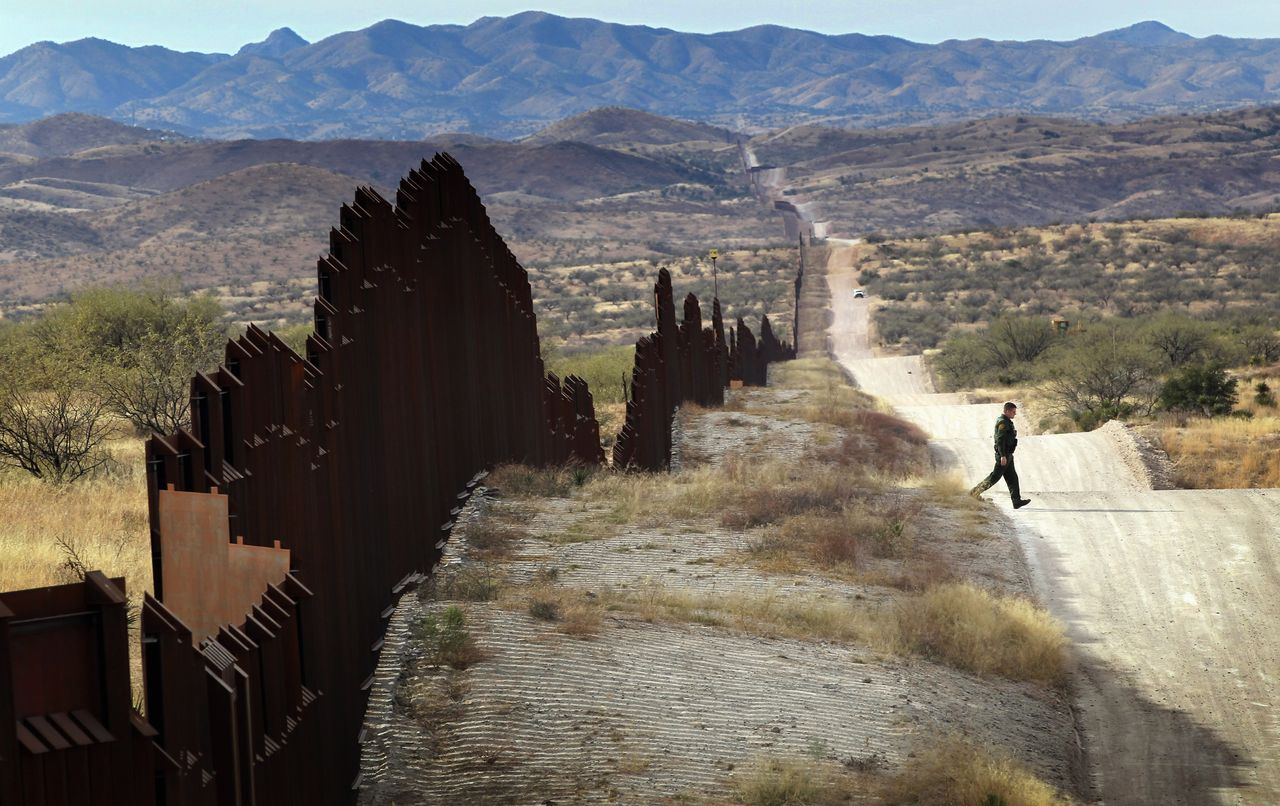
[[824, 241, 1280, 805]]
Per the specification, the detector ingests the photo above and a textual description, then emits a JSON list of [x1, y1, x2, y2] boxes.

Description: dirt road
[[825, 244, 1280, 805]]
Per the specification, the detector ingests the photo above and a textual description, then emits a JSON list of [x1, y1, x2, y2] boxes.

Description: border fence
[[0, 154, 795, 804], [613, 268, 794, 470]]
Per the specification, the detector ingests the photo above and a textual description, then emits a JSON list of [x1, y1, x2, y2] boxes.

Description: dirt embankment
[[358, 385, 1078, 804]]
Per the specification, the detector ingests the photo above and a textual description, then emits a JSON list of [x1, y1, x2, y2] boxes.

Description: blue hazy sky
[[3, 1, 1280, 55]]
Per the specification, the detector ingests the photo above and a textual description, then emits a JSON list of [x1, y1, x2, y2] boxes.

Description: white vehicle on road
[[852, 288, 866, 298]]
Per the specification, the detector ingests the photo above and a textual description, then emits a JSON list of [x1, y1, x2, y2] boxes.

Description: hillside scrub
[[930, 313, 1273, 430], [861, 218, 1280, 353], [543, 343, 634, 441]]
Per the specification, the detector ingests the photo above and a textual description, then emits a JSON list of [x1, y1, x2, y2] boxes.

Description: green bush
[[416, 605, 483, 669], [1255, 381, 1276, 408], [1159, 365, 1237, 416]]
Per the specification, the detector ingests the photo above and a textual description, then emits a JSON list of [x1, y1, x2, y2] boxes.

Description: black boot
[[1013, 498, 1031, 509]]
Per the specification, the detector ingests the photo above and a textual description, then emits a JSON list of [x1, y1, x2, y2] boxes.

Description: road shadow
[[1011, 514, 1258, 804]]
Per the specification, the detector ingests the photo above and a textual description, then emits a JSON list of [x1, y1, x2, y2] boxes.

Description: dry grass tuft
[[1158, 413, 1280, 489], [816, 411, 929, 478], [520, 584, 604, 637], [614, 581, 896, 650], [895, 583, 1068, 685], [881, 737, 1079, 805], [487, 463, 593, 499], [463, 522, 523, 560], [747, 497, 922, 573], [732, 756, 863, 806]]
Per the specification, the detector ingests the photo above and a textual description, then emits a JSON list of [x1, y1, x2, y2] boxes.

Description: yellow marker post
[[709, 249, 719, 299]]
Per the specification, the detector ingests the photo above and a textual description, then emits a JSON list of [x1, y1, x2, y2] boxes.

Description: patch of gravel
[[672, 388, 816, 470], [1100, 420, 1176, 491]]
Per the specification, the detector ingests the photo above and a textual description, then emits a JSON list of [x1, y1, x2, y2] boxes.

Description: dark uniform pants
[[979, 455, 1021, 502]]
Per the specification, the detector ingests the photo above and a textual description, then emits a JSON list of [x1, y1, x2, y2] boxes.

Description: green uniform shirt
[[994, 414, 1018, 458]]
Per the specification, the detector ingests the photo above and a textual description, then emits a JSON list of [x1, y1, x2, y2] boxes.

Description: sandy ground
[[357, 387, 1077, 804], [826, 247, 1280, 805]]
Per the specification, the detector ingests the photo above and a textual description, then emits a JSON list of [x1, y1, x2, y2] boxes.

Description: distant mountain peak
[[1092, 20, 1192, 45], [235, 27, 309, 58]]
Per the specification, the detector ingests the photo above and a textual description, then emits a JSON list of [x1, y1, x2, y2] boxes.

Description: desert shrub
[[417, 606, 484, 669], [987, 316, 1057, 367], [0, 333, 112, 483], [524, 585, 603, 636], [1255, 381, 1276, 407], [1158, 365, 1237, 416], [895, 583, 1067, 685], [1235, 323, 1280, 365], [528, 598, 560, 621], [883, 738, 1078, 805], [817, 410, 929, 478], [464, 523, 522, 560], [722, 484, 841, 530], [487, 463, 578, 498], [424, 564, 503, 602], [733, 757, 828, 806]]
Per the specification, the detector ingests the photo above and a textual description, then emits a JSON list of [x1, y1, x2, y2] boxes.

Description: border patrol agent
[[969, 402, 1032, 509]]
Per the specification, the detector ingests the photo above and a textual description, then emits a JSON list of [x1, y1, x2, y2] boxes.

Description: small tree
[[929, 332, 991, 390], [0, 367, 112, 483], [1144, 314, 1212, 368], [1046, 327, 1161, 430], [987, 315, 1056, 368], [98, 305, 227, 435], [1236, 325, 1280, 365], [1158, 365, 1237, 417]]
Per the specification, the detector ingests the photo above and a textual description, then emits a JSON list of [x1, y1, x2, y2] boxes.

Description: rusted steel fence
[[0, 153, 799, 802], [613, 269, 794, 470], [0, 154, 604, 804]]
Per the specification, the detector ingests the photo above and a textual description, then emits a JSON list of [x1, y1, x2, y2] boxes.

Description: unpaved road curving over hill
[[825, 242, 1280, 805]]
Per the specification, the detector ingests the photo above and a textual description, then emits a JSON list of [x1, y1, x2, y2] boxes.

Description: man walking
[[970, 402, 1032, 509]]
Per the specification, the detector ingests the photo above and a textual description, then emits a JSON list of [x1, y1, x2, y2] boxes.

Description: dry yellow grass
[[0, 436, 152, 702], [1159, 413, 1280, 489], [895, 583, 1068, 686], [519, 583, 605, 637], [731, 756, 871, 806], [0, 437, 151, 595], [613, 581, 898, 651], [882, 737, 1079, 806], [609, 579, 1067, 686]]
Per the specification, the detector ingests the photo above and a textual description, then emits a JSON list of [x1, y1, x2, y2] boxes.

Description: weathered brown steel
[[0, 574, 169, 806], [142, 154, 602, 801], [0, 154, 605, 804]]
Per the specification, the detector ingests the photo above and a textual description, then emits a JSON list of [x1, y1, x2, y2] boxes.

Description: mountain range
[[7, 15, 1280, 138]]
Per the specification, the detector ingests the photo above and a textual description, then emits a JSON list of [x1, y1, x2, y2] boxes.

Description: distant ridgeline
[[0, 154, 792, 803], [2, 16, 1278, 137]]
